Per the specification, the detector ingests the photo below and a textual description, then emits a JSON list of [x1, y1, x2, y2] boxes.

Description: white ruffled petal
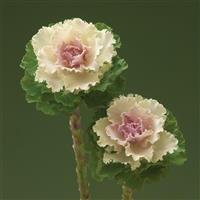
[[125, 137, 154, 162], [32, 24, 61, 56], [151, 116, 166, 135], [103, 150, 141, 170], [35, 67, 64, 92], [107, 95, 143, 123], [128, 104, 165, 135], [106, 124, 127, 146], [37, 46, 60, 74], [35, 64, 101, 93], [63, 18, 97, 38], [147, 131, 160, 144], [152, 131, 178, 163], [138, 98, 167, 135], [138, 98, 167, 118], [62, 70, 100, 92], [93, 118, 117, 148], [95, 30, 116, 68]]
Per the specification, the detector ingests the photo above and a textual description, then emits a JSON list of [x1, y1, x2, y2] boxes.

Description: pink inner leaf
[[58, 40, 88, 68]]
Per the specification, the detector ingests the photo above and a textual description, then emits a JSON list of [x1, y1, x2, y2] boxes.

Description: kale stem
[[122, 185, 133, 200], [69, 107, 90, 200]]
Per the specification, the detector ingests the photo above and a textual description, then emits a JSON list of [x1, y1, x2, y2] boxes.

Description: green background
[[1, 0, 199, 199]]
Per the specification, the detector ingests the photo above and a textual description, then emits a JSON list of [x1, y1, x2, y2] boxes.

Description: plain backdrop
[[1, 0, 199, 199]]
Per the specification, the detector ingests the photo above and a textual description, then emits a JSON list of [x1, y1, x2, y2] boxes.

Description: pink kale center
[[118, 114, 145, 139], [59, 40, 88, 68]]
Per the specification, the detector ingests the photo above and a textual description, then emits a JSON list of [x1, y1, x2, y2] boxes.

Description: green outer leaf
[[54, 92, 81, 107], [85, 108, 186, 189], [84, 76, 126, 109], [95, 22, 112, 32], [163, 110, 187, 165], [21, 72, 50, 96], [20, 42, 37, 76], [36, 101, 62, 116], [93, 56, 128, 92], [20, 41, 81, 116]]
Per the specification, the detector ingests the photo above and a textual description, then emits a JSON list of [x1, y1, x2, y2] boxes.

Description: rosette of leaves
[[85, 106, 186, 190], [20, 22, 127, 116]]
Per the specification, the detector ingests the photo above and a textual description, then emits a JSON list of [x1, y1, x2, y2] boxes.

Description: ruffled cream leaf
[[35, 67, 64, 92], [138, 98, 166, 118], [93, 117, 117, 148], [103, 150, 141, 170], [147, 131, 160, 144], [107, 95, 143, 123], [152, 131, 178, 163], [32, 18, 116, 92], [37, 45, 60, 74], [126, 105, 165, 135], [36, 67, 101, 93], [125, 139, 154, 162], [95, 30, 116, 68], [62, 70, 100, 92], [105, 124, 127, 146], [32, 23, 62, 56]]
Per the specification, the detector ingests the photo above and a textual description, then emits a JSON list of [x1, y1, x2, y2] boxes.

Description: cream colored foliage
[[152, 131, 178, 162], [32, 18, 116, 92], [107, 94, 143, 123], [93, 95, 179, 171], [103, 151, 141, 170], [93, 118, 117, 149]]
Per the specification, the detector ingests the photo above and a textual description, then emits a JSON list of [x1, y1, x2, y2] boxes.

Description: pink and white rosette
[[93, 95, 178, 170], [31, 18, 116, 92]]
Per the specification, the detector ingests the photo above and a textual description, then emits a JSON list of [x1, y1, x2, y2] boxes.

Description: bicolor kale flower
[[20, 18, 126, 115], [31, 18, 116, 92], [93, 95, 178, 170]]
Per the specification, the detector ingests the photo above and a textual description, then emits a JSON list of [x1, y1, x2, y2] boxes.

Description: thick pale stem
[[69, 107, 90, 200], [122, 185, 133, 200]]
